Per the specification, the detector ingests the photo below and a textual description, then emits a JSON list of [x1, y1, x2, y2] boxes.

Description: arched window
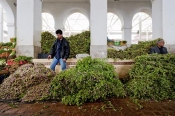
[[3, 9, 8, 42], [42, 13, 55, 34], [0, 6, 8, 42], [132, 12, 152, 44], [107, 12, 122, 40], [64, 12, 89, 37]]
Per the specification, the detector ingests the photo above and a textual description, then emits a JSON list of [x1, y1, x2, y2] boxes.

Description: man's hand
[[48, 55, 51, 60], [63, 59, 66, 62]]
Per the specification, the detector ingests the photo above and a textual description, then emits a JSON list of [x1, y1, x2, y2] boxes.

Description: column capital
[[150, 0, 156, 4]]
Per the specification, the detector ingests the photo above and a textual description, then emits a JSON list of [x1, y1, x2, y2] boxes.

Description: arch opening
[[107, 12, 122, 40], [42, 12, 55, 35], [132, 12, 152, 44], [64, 12, 89, 37], [0, 5, 8, 42]]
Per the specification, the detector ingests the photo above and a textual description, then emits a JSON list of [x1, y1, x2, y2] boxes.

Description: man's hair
[[56, 29, 63, 35], [157, 39, 164, 44]]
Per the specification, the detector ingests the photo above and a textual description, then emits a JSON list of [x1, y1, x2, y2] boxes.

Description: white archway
[[42, 12, 55, 35], [132, 12, 152, 44], [0, 8, 8, 42], [64, 12, 89, 37], [0, 0, 15, 41], [107, 12, 123, 40]]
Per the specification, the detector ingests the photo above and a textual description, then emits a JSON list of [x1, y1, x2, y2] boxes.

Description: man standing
[[48, 29, 70, 71], [149, 39, 168, 54]]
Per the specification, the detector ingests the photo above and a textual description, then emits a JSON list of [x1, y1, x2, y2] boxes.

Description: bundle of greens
[[126, 54, 175, 101], [108, 39, 158, 59], [50, 57, 125, 106]]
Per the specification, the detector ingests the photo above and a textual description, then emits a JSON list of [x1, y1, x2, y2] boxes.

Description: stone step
[[32, 59, 134, 78]]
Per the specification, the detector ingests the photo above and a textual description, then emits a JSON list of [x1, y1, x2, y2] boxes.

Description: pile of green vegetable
[[40, 31, 90, 58], [126, 54, 175, 101], [41, 31, 56, 54], [0, 38, 16, 59], [0, 64, 56, 102], [67, 31, 90, 58], [0, 59, 6, 70], [50, 57, 125, 106], [108, 39, 158, 59], [14, 56, 33, 63]]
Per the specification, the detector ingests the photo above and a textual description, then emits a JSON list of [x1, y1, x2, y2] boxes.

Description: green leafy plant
[[67, 31, 90, 58], [10, 38, 17, 43], [14, 56, 33, 63], [0, 49, 5, 54], [41, 31, 56, 54], [108, 39, 158, 59], [0, 59, 6, 70], [50, 56, 126, 106], [126, 54, 175, 101]]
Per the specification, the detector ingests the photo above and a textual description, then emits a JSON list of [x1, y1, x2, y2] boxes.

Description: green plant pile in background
[[126, 54, 175, 101], [14, 56, 33, 63], [50, 57, 126, 106], [67, 31, 90, 58], [0, 38, 17, 59], [108, 39, 158, 59], [0, 59, 6, 70], [41, 31, 56, 54]]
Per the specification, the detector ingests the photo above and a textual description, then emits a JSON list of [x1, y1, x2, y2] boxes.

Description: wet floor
[[0, 98, 175, 116]]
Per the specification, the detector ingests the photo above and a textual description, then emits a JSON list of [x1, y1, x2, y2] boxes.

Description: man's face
[[158, 40, 165, 47], [57, 34, 62, 39]]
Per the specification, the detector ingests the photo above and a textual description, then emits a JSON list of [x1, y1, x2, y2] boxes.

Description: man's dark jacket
[[49, 38, 70, 59], [149, 46, 168, 54]]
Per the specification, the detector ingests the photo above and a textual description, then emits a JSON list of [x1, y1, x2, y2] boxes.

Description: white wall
[[42, 1, 152, 34]]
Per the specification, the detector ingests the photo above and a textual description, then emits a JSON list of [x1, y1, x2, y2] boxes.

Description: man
[[149, 39, 168, 54], [48, 29, 70, 71]]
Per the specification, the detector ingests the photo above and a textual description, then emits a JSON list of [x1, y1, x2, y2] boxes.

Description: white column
[[152, 0, 175, 53], [152, 0, 163, 39], [122, 28, 132, 45], [139, 15, 142, 41], [90, 0, 107, 58], [162, 0, 175, 44], [0, 5, 3, 42], [16, 0, 42, 58]]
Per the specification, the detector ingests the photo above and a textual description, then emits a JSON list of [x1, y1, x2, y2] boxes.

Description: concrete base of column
[[165, 44, 175, 54], [90, 45, 107, 58], [16, 45, 41, 58]]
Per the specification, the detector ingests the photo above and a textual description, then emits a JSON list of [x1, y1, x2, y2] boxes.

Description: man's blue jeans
[[50, 57, 66, 71]]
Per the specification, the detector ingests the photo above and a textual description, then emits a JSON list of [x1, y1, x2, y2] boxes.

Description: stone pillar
[[16, 0, 42, 58], [0, 5, 3, 42], [90, 0, 107, 58], [152, 0, 175, 53], [162, 0, 175, 53], [122, 28, 132, 45], [162, 0, 175, 44], [152, 0, 163, 39]]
